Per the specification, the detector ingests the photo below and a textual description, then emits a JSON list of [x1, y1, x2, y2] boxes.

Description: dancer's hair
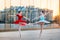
[[18, 11, 24, 16], [18, 11, 21, 13], [42, 10, 45, 13]]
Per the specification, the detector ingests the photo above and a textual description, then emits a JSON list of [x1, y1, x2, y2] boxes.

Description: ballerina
[[9, 11, 30, 40], [13, 11, 30, 25], [32, 10, 50, 38]]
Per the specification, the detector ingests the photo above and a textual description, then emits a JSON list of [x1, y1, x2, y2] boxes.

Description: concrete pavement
[[0, 29, 60, 40]]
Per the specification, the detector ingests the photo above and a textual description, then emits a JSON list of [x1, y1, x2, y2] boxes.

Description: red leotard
[[13, 14, 27, 26]]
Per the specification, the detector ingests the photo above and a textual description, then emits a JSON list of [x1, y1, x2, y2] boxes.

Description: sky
[[0, 0, 59, 17]]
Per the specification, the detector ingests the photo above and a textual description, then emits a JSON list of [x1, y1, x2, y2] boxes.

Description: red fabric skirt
[[13, 20, 27, 26]]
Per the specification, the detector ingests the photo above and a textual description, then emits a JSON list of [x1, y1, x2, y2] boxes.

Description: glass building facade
[[0, 0, 59, 31]]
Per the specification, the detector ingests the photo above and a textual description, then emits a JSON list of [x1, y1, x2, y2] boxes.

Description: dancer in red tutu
[[13, 11, 30, 26], [14, 11, 30, 40], [9, 11, 30, 40]]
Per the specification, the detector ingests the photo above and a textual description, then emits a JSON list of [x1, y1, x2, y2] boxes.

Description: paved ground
[[0, 29, 60, 40]]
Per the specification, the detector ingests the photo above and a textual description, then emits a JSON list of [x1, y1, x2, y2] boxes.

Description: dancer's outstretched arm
[[32, 16, 40, 21], [44, 12, 49, 16], [23, 16, 30, 21], [8, 15, 16, 17]]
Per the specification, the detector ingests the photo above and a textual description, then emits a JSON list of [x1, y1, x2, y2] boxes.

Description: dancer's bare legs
[[19, 23, 21, 40], [18, 22, 26, 40], [39, 22, 44, 38]]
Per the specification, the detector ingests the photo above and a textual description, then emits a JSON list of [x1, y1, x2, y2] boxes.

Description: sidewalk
[[0, 23, 60, 30], [0, 29, 60, 40]]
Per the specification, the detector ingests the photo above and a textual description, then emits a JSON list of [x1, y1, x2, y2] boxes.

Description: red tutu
[[13, 14, 27, 26], [13, 20, 27, 26]]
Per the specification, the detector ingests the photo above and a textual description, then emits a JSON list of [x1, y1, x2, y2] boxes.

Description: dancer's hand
[[32, 16, 40, 21]]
